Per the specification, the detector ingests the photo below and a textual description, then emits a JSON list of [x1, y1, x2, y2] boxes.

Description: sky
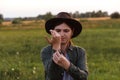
[[0, 0, 120, 18]]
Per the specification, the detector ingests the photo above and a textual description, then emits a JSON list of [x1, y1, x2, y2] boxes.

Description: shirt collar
[[68, 44, 74, 51]]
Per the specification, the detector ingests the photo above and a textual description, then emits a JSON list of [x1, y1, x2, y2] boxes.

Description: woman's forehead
[[54, 23, 71, 29]]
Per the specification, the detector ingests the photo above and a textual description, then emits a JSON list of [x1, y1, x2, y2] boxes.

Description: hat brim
[[45, 18, 82, 38]]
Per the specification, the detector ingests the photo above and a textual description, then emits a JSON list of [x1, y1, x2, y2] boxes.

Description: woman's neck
[[61, 42, 70, 54]]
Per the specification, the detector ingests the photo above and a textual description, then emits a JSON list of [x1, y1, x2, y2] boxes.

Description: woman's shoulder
[[73, 45, 86, 55], [41, 45, 52, 52], [73, 45, 85, 51], [43, 45, 52, 49]]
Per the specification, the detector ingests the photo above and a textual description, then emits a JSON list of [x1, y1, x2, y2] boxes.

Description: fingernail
[[50, 29, 53, 32]]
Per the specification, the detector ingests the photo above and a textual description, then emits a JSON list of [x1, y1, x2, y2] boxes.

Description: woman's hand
[[45, 30, 61, 50], [52, 51, 70, 70]]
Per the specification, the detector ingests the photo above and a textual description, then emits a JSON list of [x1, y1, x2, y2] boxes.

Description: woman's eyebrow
[[54, 29, 60, 30]]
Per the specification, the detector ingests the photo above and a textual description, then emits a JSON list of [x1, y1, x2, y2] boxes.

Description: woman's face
[[54, 23, 73, 44]]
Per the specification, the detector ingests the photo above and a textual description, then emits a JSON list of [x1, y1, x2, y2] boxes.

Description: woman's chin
[[61, 41, 69, 45], [61, 41, 66, 44]]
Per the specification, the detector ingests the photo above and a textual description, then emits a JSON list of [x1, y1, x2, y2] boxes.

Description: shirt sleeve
[[41, 46, 63, 80], [67, 47, 88, 80]]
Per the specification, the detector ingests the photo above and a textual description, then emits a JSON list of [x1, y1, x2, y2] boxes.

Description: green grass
[[0, 19, 120, 80], [0, 29, 46, 80], [74, 28, 120, 80]]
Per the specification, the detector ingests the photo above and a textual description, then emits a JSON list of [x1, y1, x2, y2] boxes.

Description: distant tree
[[91, 11, 96, 17], [80, 10, 109, 18], [95, 10, 102, 17], [110, 12, 120, 19], [80, 13, 86, 18], [43, 12, 54, 21], [0, 14, 3, 20], [22, 17, 36, 21], [102, 12, 108, 17], [85, 12, 92, 17], [73, 11, 80, 18], [22, 17, 28, 21], [12, 18, 22, 24], [36, 14, 44, 20], [0, 14, 4, 24]]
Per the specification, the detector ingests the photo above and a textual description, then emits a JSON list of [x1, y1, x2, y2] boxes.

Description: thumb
[[61, 53, 64, 56]]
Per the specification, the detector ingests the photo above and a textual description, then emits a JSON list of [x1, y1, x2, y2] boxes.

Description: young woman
[[41, 12, 88, 80]]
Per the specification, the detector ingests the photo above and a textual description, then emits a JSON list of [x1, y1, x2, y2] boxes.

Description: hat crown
[[56, 12, 72, 19]]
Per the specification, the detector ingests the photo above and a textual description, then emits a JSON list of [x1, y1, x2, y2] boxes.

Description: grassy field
[[0, 19, 120, 80]]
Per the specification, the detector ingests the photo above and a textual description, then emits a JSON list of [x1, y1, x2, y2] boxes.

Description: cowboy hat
[[45, 12, 82, 38]]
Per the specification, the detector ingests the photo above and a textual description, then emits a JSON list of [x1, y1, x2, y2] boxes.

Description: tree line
[[0, 10, 120, 24], [36, 10, 120, 21]]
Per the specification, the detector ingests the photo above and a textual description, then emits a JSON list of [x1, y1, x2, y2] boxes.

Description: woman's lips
[[61, 38, 65, 41]]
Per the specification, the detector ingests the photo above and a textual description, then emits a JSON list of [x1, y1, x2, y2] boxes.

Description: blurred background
[[0, 0, 120, 80]]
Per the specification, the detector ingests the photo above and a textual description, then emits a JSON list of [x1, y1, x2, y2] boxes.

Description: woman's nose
[[59, 31, 64, 36]]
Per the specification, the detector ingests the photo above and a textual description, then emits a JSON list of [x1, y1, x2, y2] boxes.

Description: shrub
[[12, 18, 22, 24], [110, 12, 120, 19]]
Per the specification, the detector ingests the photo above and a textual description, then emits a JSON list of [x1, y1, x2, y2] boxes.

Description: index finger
[[56, 50, 61, 56]]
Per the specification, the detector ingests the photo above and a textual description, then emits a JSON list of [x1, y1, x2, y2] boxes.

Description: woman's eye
[[55, 29, 61, 32], [64, 29, 70, 32]]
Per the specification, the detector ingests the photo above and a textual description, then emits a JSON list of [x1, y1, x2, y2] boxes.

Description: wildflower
[[33, 67, 36, 70], [33, 70, 36, 74], [16, 52, 19, 55], [17, 77, 20, 79], [11, 68, 15, 71]]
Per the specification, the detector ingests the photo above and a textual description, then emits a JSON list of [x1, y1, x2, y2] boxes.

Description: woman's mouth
[[61, 38, 65, 41]]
